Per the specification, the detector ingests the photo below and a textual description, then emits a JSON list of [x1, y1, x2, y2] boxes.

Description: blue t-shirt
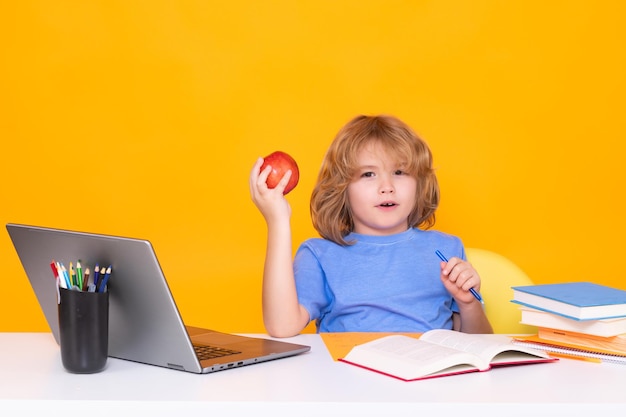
[[293, 228, 466, 332]]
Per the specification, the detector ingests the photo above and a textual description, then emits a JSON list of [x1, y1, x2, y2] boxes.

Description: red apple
[[260, 151, 300, 195]]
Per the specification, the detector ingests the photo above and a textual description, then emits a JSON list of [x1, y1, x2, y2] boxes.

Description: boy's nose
[[379, 177, 394, 194]]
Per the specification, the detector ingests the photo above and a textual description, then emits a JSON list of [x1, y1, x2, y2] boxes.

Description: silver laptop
[[6, 223, 310, 374]]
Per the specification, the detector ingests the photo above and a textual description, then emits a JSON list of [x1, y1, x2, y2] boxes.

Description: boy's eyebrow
[[355, 164, 378, 170], [355, 161, 409, 170]]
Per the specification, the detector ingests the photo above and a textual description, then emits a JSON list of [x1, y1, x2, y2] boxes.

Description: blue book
[[511, 282, 626, 321]]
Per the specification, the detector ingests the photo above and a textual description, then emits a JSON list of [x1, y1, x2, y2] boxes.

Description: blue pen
[[435, 250, 484, 304]]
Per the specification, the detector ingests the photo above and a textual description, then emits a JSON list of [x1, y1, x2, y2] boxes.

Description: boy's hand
[[249, 157, 293, 223], [439, 257, 481, 304]]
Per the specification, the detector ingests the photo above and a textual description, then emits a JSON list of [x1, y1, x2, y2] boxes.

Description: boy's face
[[347, 142, 417, 236]]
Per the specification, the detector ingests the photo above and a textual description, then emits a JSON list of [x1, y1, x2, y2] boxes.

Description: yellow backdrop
[[2, 1, 625, 333]]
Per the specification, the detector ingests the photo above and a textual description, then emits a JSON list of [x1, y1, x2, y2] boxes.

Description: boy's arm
[[262, 217, 310, 337], [453, 303, 493, 333], [249, 158, 310, 337]]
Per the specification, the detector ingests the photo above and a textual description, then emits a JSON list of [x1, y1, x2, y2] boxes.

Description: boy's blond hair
[[311, 115, 439, 245]]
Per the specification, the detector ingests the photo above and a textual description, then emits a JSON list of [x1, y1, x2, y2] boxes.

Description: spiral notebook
[[512, 335, 626, 365]]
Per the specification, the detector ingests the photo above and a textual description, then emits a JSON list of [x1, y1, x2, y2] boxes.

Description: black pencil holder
[[57, 287, 109, 373]]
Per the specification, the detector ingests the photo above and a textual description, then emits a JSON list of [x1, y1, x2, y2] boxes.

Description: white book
[[520, 307, 626, 337], [339, 329, 556, 381]]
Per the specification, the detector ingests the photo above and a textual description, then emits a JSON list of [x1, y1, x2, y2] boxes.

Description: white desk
[[1, 333, 625, 416]]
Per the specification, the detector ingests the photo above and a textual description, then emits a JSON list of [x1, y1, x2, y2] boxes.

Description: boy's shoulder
[[298, 236, 340, 250], [416, 227, 463, 243], [415, 228, 465, 258], [415, 227, 460, 239]]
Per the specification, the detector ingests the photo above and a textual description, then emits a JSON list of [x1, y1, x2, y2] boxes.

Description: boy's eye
[[361, 171, 375, 178], [394, 170, 406, 175]]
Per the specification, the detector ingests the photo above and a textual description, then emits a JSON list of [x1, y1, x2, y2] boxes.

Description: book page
[[420, 329, 553, 364], [320, 332, 421, 361], [342, 335, 485, 380]]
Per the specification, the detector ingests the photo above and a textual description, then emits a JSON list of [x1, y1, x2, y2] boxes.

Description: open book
[[339, 329, 557, 381]]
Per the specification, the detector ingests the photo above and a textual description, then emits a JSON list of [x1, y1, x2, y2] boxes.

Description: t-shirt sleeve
[[293, 243, 332, 323]]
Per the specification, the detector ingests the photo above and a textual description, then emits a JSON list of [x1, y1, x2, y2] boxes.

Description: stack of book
[[509, 282, 626, 364]]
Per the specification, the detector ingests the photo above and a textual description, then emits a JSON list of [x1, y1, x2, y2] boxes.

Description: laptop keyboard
[[193, 344, 242, 360]]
